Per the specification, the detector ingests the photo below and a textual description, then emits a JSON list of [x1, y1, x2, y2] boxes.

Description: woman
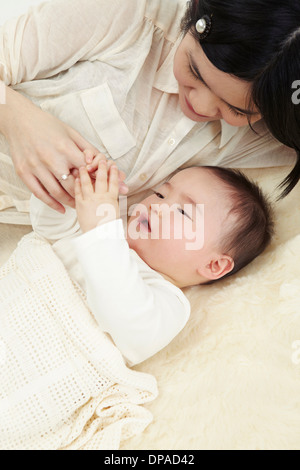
[[0, 0, 299, 219]]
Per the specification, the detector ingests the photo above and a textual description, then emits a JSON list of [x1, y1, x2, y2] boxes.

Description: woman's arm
[[0, 0, 144, 85], [0, 0, 145, 211], [0, 85, 100, 212]]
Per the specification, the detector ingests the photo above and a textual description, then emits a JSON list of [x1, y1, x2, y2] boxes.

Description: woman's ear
[[198, 255, 234, 281]]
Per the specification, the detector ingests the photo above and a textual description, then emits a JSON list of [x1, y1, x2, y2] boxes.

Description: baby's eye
[[153, 191, 164, 199], [178, 207, 192, 220]]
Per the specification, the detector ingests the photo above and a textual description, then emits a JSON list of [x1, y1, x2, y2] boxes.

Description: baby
[[30, 159, 274, 365]]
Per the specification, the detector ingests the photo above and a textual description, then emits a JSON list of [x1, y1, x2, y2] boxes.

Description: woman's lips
[[185, 97, 209, 118]]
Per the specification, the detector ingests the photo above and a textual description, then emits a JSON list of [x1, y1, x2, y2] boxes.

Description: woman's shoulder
[[144, 0, 187, 40]]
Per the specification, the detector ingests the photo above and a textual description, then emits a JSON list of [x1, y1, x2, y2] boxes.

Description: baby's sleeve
[[30, 194, 80, 242], [0, 0, 147, 85], [72, 219, 190, 366]]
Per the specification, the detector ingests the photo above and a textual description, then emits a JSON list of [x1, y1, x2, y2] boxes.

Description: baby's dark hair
[[202, 166, 274, 281]]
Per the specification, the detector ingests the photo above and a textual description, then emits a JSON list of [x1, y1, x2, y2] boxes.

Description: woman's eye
[[228, 105, 246, 119], [187, 63, 205, 84], [188, 64, 198, 81]]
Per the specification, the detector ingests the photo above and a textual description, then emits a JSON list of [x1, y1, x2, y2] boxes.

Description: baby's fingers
[[79, 166, 94, 198], [95, 160, 108, 194], [108, 164, 120, 198]]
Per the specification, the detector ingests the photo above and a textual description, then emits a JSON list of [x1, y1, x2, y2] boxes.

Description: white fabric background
[[0, 0, 48, 25]]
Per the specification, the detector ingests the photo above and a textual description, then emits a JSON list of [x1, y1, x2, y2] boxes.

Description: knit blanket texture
[[0, 233, 158, 450]]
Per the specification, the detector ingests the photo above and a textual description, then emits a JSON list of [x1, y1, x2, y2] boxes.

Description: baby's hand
[[71, 150, 128, 194], [75, 162, 120, 233], [85, 150, 128, 194]]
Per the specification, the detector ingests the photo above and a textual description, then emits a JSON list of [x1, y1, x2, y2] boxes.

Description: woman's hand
[[1, 86, 102, 213], [75, 162, 120, 233]]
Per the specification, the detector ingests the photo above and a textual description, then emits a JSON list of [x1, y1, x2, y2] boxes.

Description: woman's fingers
[[23, 173, 67, 213], [85, 153, 128, 194], [58, 173, 76, 199], [86, 153, 107, 172], [71, 129, 100, 160], [35, 164, 76, 204], [67, 128, 100, 167], [4, 90, 104, 211], [74, 177, 82, 201], [83, 148, 101, 165]]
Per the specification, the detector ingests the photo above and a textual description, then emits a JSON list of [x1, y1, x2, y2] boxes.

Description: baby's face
[[127, 167, 233, 287]]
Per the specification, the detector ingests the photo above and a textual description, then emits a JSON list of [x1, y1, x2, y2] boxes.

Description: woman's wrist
[[0, 84, 14, 138], [0, 84, 27, 139]]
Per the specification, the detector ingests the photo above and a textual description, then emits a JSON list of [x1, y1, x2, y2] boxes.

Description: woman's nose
[[190, 87, 219, 117]]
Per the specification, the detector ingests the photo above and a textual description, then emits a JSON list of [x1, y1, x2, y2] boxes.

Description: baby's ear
[[198, 255, 234, 281]]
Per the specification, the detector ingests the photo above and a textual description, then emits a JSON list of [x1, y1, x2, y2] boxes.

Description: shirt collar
[[153, 36, 181, 94], [219, 119, 240, 148]]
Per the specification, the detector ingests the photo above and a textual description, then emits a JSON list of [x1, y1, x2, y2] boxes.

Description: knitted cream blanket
[[0, 233, 158, 450]]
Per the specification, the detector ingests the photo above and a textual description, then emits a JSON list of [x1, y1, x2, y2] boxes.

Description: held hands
[[2, 86, 128, 213], [75, 160, 120, 233]]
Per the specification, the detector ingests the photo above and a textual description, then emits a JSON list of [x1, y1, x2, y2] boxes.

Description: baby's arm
[[72, 219, 190, 366], [73, 164, 190, 365], [30, 194, 80, 242]]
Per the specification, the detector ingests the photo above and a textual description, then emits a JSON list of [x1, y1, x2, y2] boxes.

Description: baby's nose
[[150, 204, 162, 218]]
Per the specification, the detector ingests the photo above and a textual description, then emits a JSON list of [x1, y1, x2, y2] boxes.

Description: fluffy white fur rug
[[121, 166, 300, 450], [1, 166, 300, 450]]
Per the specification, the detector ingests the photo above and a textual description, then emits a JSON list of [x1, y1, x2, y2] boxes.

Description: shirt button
[[168, 138, 176, 146], [139, 173, 147, 182]]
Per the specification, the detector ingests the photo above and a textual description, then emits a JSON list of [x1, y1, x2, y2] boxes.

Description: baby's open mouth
[[137, 213, 151, 232]]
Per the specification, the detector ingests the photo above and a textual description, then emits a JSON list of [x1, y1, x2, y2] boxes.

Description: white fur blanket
[[0, 233, 157, 450]]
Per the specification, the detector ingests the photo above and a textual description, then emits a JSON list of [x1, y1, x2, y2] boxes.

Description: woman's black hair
[[181, 0, 300, 198]]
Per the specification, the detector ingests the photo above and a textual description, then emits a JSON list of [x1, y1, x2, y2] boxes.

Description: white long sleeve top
[[29, 195, 190, 366], [0, 0, 296, 224]]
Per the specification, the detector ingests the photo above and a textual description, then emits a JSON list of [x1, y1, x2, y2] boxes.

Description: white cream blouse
[[0, 0, 296, 224]]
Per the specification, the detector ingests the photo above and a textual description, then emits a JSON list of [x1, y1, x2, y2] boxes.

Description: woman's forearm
[[0, 84, 18, 139], [0, 82, 100, 212]]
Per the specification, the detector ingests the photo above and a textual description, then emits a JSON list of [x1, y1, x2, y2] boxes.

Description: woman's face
[[174, 32, 262, 127]]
